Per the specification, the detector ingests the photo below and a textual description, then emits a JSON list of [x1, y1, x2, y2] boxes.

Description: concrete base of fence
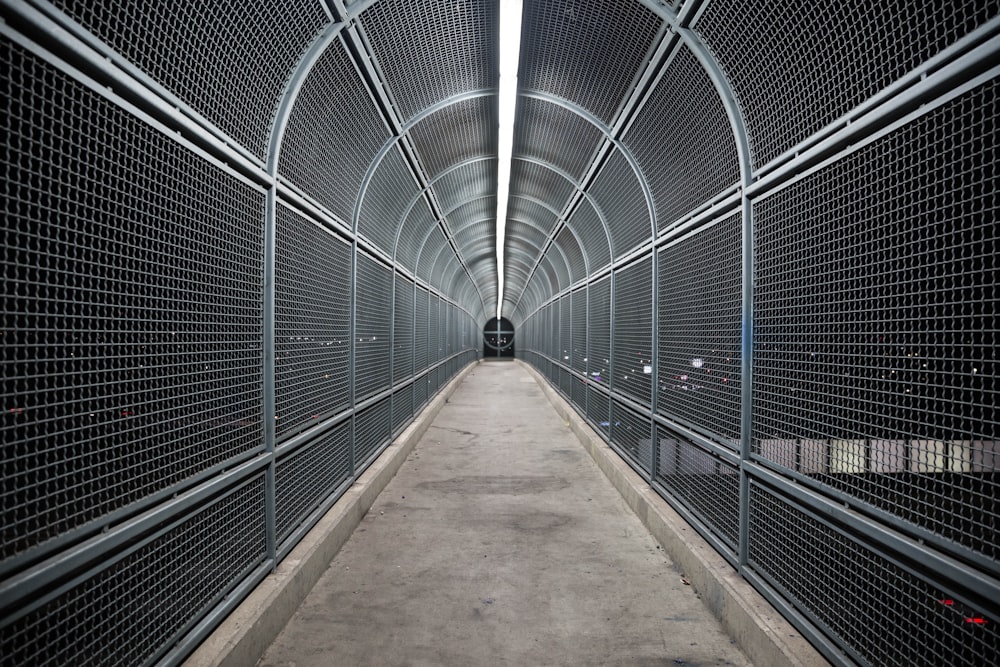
[[184, 361, 479, 667], [519, 360, 831, 667]]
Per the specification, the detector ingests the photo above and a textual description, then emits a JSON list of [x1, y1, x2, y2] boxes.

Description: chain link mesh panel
[[1, 474, 266, 665], [393, 275, 414, 383], [510, 159, 577, 215], [408, 96, 497, 180], [275, 421, 350, 543], [518, 0, 661, 125], [566, 197, 612, 271], [1, 41, 264, 561], [278, 36, 391, 225], [588, 149, 652, 258], [611, 400, 652, 472], [753, 79, 999, 560], [657, 425, 740, 554], [275, 207, 351, 438], [612, 257, 653, 406], [47, 0, 327, 159], [657, 214, 742, 445], [695, 0, 1000, 167], [354, 253, 392, 402], [358, 0, 497, 123], [623, 45, 740, 233], [555, 227, 586, 284], [354, 397, 390, 468], [393, 385, 414, 436], [748, 481, 1000, 666], [587, 275, 611, 396], [359, 145, 422, 252], [514, 97, 604, 181], [414, 287, 429, 372], [394, 199, 435, 272]]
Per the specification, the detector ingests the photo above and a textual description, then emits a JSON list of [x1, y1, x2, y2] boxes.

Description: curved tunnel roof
[[38, 0, 999, 330]]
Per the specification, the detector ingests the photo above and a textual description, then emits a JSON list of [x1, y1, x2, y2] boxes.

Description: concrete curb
[[184, 361, 479, 667], [518, 360, 830, 667]]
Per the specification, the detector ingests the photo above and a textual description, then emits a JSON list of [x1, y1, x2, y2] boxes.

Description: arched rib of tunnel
[[1, 0, 998, 665]]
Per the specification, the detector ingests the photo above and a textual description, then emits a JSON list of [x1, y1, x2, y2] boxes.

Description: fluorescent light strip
[[496, 0, 522, 320]]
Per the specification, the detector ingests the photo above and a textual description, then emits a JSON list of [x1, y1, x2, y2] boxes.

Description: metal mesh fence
[[47, 0, 327, 159], [518, 0, 661, 125], [752, 78, 999, 561], [2, 474, 267, 666], [657, 214, 742, 445], [1, 38, 265, 561], [623, 45, 741, 232], [748, 481, 1000, 666], [354, 253, 392, 402], [275, 422, 351, 543], [612, 258, 653, 406], [657, 426, 740, 554], [278, 35, 391, 225], [588, 149, 651, 258], [695, 0, 1000, 167], [275, 207, 351, 438]]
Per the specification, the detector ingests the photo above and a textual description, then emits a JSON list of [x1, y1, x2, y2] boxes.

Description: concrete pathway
[[260, 361, 751, 666]]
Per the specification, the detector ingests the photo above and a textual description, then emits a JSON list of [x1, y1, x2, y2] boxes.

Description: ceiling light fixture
[[496, 0, 522, 320]]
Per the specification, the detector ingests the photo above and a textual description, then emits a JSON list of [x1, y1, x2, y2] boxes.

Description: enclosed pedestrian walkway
[[2, 1, 999, 666]]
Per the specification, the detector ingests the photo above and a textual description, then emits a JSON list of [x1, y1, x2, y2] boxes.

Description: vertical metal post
[[650, 249, 659, 485], [348, 239, 358, 477], [263, 187, 278, 567], [608, 270, 616, 442], [585, 280, 590, 417], [738, 194, 753, 568], [389, 268, 396, 432]]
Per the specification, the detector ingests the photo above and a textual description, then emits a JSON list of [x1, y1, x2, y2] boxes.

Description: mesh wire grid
[[0, 474, 267, 666], [518, 0, 662, 126], [509, 197, 559, 240], [277, 36, 391, 226], [509, 159, 578, 217], [588, 277, 612, 391], [354, 397, 390, 468], [432, 160, 496, 218], [393, 275, 414, 383], [587, 385, 611, 436], [555, 226, 586, 284], [46, 0, 328, 159], [571, 288, 587, 374], [610, 400, 652, 473], [748, 481, 1000, 667], [427, 296, 441, 366], [407, 96, 498, 180], [394, 199, 436, 272], [414, 287, 429, 371], [392, 385, 413, 436], [274, 421, 350, 543], [274, 206, 351, 438], [657, 425, 740, 553], [622, 45, 741, 233], [413, 370, 429, 410], [416, 226, 448, 283], [358, 145, 422, 252], [537, 254, 563, 295], [513, 96, 605, 182], [565, 197, 612, 271], [657, 213, 742, 445], [559, 293, 572, 368], [752, 79, 999, 560], [358, 0, 497, 123], [612, 257, 653, 407], [588, 148, 652, 258], [1, 41, 264, 561], [695, 0, 1000, 168], [354, 253, 392, 403]]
